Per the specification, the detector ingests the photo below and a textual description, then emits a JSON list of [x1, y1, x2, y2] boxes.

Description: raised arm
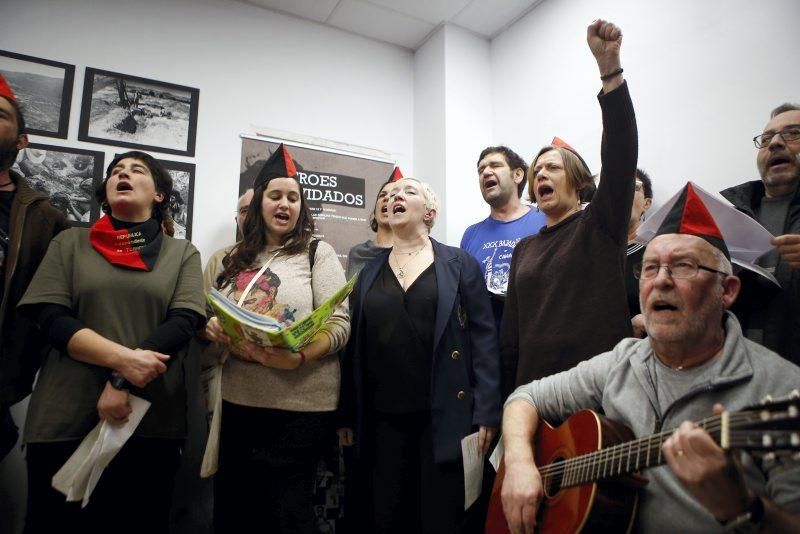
[[585, 19, 638, 245], [587, 19, 624, 94]]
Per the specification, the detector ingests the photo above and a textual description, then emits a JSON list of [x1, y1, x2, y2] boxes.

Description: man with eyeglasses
[[500, 183, 800, 533], [721, 103, 800, 366]]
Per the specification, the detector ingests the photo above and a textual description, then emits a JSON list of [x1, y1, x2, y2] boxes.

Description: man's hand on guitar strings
[[662, 404, 753, 522]]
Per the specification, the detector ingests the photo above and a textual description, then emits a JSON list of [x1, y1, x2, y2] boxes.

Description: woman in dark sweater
[[500, 20, 638, 396], [340, 177, 500, 533]]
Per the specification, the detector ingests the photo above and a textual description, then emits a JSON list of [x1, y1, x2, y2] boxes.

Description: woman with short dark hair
[[19, 150, 205, 534]]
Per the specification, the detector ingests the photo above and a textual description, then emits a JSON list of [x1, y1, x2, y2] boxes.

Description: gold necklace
[[392, 245, 425, 278]]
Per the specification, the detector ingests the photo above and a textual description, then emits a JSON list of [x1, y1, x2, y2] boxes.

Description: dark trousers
[[370, 411, 466, 534], [24, 437, 182, 534], [0, 406, 18, 462], [214, 401, 328, 534]]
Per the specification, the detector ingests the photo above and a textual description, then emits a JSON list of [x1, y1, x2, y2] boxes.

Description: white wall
[[482, 0, 800, 217], [413, 26, 448, 242], [1, 0, 415, 261], [443, 25, 493, 246]]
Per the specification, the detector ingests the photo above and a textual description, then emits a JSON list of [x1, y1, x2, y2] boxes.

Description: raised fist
[[587, 19, 622, 75]]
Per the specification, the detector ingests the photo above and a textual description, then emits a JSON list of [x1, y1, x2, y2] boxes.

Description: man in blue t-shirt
[[461, 146, 546, 327]]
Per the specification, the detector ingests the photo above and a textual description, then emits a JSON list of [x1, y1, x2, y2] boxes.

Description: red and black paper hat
[[0, 74, 17, 103], [551, 136, 591, 175], [387, 166, 403, 183], [254, 143, 297, 189], [654, 182, 730, 259]]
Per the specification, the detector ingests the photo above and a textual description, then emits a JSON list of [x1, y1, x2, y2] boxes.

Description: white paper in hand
[[489, 435, 504, 472], [51, 395, 151, 507], [461, 432, 484, 510]]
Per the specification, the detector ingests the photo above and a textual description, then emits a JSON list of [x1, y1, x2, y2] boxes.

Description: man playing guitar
[[500, 112, 800, 534]]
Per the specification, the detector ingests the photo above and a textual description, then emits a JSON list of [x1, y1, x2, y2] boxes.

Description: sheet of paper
[[51, 395, 151, 507], [489, 435, 504, 472], [461, 432, 484, 510]]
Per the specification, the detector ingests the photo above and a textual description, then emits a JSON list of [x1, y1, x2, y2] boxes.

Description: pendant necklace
[[392, 244, 425, 278]]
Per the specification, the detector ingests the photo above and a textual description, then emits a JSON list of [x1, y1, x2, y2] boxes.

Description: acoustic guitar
[[485, 392, 800, 533]]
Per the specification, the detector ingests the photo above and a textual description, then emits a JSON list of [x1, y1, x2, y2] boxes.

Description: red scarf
[[89, 216, 163, 271]]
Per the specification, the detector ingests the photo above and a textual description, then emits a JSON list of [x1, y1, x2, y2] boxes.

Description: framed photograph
[[79, 68, 199, 156], [0, 50, 74, 139], [160, 159, 195, 240], [12, 143, 104, 226]]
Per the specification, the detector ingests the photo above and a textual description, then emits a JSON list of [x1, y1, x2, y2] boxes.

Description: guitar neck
[[541, 412, 739, 489]]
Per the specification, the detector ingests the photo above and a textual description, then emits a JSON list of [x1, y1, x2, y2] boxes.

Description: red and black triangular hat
[[552, 136, 591, 175], [655, 182, 730, 259], [387, 166, 403, 183], [0, 74, 16, 103], [254, 143, 297, 189]]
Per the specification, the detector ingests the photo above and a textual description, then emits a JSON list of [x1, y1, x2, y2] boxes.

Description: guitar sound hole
[[542, 457, 565, 498]]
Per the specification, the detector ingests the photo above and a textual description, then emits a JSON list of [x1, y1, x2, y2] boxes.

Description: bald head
[[236, 188, 254, 234], [638, 234, 740, 363]]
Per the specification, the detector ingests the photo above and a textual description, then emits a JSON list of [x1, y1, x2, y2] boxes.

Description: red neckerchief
[[89, 216, 163, 271]]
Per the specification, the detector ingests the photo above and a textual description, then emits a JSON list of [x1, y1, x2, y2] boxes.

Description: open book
[[206, 274, 356, 352]]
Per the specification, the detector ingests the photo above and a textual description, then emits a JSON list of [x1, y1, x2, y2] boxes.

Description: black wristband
[[600, 67, 623, 80], [109, 372, 130, 390]]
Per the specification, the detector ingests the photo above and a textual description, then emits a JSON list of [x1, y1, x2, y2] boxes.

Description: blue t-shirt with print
[[460, 208, 546, 296]]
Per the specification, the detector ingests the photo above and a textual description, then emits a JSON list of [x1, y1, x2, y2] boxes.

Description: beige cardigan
[[203, 241, 349, 412]]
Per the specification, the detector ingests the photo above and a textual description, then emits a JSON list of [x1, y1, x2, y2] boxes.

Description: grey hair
[[771, 103, 800, 118], [710, 246, 733, 275], [396, 177, 440, 230]]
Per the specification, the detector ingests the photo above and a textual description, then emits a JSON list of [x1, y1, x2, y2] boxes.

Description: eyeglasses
[[753, 126, 800, 148], [634, 180, 644, 191], [633, 261, 730, 280]]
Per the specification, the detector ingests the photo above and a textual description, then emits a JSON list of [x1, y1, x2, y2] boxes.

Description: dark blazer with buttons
[[339, 238, 501, 463]]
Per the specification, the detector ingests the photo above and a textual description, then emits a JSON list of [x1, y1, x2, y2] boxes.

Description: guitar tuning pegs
[[761, 395, 774, 405], [790, 389, 799, 399]]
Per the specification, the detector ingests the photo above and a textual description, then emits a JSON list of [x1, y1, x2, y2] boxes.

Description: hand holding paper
[[52, 395, 151, 507], [772, 234, 800, 269], [462, 432, 484, 510], [97, 382, 132, 425]]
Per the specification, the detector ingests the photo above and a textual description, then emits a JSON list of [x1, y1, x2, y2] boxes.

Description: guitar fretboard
[[539, 411, 767, 489]]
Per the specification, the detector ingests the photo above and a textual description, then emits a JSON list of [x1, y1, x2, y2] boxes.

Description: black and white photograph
[[13, 143, 103, 226], [79, 68, 199, 156], [0, 50, 74, 139], [160, 159, 195, 240]]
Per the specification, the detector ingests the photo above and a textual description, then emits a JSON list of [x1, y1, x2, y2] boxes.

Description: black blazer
[[340, 238, 501, 463]]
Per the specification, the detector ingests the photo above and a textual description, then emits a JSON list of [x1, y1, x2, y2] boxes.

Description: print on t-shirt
[[481, 238, 521, 295], [460, 209, 546, 296]]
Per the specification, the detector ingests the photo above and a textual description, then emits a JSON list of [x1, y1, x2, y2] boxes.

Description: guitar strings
[[536, 412, 764, 484], [538, 412, 749, 478]]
